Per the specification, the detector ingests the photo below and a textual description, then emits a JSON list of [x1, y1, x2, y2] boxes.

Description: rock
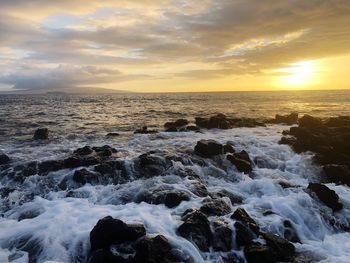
[[283, 220, 301, 243], [298, 115, 323, 129], [174, 119, 189, 127], [90, 216, 146, 251], [165, 126, 178, 132], [268, 113, 298, 125], [135, 153, 169, 178], [210, 189, 243, 204], [0, 154, 10, 165], [134, 126, 158, 134], [224, 144, 235, 153], [307, 183, 343, 211], [200, 198, 231, 216], [323, 165, 350, 186], [194, 139, 224, 157], [244, 243, 276, 263], [33, 128, 49, 140], [64, 157, 82, 168], [106, 132, 120, 137], [212, 220, 232, 252], [234, 221, 255, 247], [186, 125, 200, 131], [163, 191, 189, 208], [134, 235, 177, 263], [73, 169, 99, 184], [261, 232, 295, 261], [94, 161, 118, 175], [227, 150, 253, 174], [93, 145, 117, 157], [74, 146, 94, 156], [136, 190, 190, 208], [177, 209, 212, 252], [21, 162, 38, 177], [88, 249, 127, 263], [38, 160, 64, 175], [231, 208, 259, 235], [325, 116, 350, 127]]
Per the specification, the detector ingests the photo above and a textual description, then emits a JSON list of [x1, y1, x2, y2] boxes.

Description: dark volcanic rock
[[298, 115, 323, 128], [135, 153, 170, 178], [210, 189, 243, 204], [261, 232, 295, 261], [200, 198, 231, 216], [174, 119, 189, 127], [234, 221, 255, 247], [38, 160, 64, 175], [136, 190, 190, 208], [177, 209, 212, 251], [165, 126, 178, 132], [88, 249, 127, 263], [283, 220, 301, 243], [74, 146, 94, 156], [163, 191, 189, 208], [227, 150, 253, 174], [134, 126, 158, 134], [224, 144, 235, 153], [0, 154, 10, 165], [106, 132, 120, 137], [212, 220, 233, 252], [267, 113, 298, 125], [323, 165, 350, 186], [73, 169, 99, 184], [307, 183, 343, 211], [33, 128, 49, 140], [244, 243, 276, 263], [90, 216, 146, 251], [186, 125, 200, 131], [231, 208, 259, 235], [64, 157, 82, 168], [93, 145, 117, 157], [134, 235, 175, 263], [194, 139, 224, 157]]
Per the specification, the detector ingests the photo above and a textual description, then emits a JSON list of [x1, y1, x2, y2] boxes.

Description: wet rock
[[135, 153, 170, 178], [267, 113, 298, 125], [283, 220, 301, 243], [74, 146, 94, 156], [88, 249, 127, 263], [73, 169, 99, 184], [212, 220, 232, 252], [261, 232, 295, 261], [94, 161, 120, 175], [38, 160, 64, 175], [186, 125, 200, 131], [307, 183, 343, 211], [231, 208, 259, 235], [134, 235, 176, 263], [106, 132, 120, 137], [298, 115, 323, 128], [136, 190, 190, 208], [227, 150, 253, 174], [194, 139, 224, 157], [0, 154, 10, 165], [90, 216, 146, 251], [224, 144, 235, 154], [174, 119, 189, 127], [163, 191, 190, 208], [177, 209, 212, 252], [200, 198, 231, 216], [93, 145, 117, 157], [33, 128, 49, 140], [323, 164, 350, 186], [210, 189, 243, 204], [165, 126, 178, 132], [234, 221, 255, 247], [134, 126, 158, 134], [64, 157, 82, 168], [244, 243, 276, 263], [22, 162, 38, 177]]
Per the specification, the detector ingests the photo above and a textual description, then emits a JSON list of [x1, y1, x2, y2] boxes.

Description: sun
[[277, 61, 315, 88]]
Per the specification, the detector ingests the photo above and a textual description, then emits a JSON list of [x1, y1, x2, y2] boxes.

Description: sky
[[0, 0, 349, 92]]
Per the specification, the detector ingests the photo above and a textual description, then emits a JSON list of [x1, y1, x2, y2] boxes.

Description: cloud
[[0, 0, 349, 90]]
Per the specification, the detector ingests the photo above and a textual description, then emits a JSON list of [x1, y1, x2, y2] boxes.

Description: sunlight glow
[[278, 61, 315, 88]]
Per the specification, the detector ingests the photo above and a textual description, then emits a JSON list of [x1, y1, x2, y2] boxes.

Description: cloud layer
[[0, 0, 349, 91]]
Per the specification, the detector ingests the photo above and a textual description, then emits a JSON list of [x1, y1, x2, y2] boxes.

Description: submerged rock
[[0, 154, 10, 165], [90, 216, 146, 251], [177, 209, 212, 251], [33, 128, 49, 140], [307, 183, 343, 212], [194, 139, 224, 157], [227, 150, 253, 174]]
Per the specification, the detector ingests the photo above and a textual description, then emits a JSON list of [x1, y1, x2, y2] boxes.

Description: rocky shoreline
[[0, 113, 349, 263]]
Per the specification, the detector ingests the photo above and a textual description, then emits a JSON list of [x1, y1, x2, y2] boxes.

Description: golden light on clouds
[[277, 61, 315, 89]]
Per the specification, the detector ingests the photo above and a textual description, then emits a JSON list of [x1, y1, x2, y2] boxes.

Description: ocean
[[0, 90, 349, 262]]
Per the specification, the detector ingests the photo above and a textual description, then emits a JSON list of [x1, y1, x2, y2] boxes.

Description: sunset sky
[[0, 0, 349, 92]]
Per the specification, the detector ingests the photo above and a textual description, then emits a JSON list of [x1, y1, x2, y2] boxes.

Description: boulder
[[186, 125, 200, 132], [64, 157, 82, 168], [106, 132, 119, 137], [231, 208, 260, 235], [165, 126, 178, 132], [261, 232, 295, 261], [73, 169, 99, 184], [234, 221, 255, 247], [134, 235, 175, 263], [307, 183, 343, 211], [93, 145, 117, 157], [224, 144, 235, 153], [38, 160, 64, 175], [244, 243, 276, 263], [136, 190, 189, 208], [268, 113, 298, 125], [200, 198, 231, 216], [90, 216, 146, 251], [227, 150, 253, 174], [134, 126, 158, 134], [177, 209, 212, 251], [33, 128, 49, 140], [88, 249, 128, 263], [298, 115, 323, 129], [74, 146, 94, 156], [174, 119, 189, 127], [135, 153, 169, 178], [283, 220, 301, 243], [323, 165, 350, 186], [194, 139, 224, 157], [212, 220, 233, 252], [0, 154, 10, 165]]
